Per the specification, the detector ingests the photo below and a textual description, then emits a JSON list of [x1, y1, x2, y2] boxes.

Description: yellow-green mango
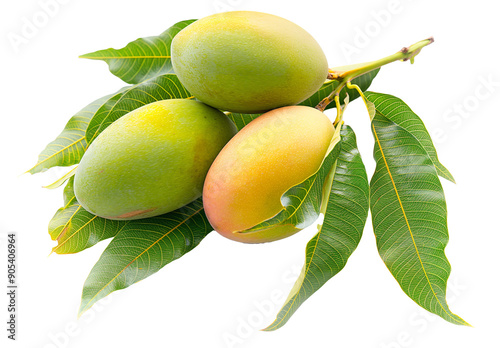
[[74, 99, 237, 220], [171, 11, 328, 113], [203, 105, 334, 243]]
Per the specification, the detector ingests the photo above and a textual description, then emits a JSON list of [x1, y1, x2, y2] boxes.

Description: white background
[[1, 0, 499, 347]]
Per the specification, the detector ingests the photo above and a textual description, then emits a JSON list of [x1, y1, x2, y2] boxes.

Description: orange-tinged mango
[[203, 105, 334, 243]]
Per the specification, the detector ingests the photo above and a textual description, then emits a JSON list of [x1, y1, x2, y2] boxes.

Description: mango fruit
[[171, 11, 328, 113], [74, 99, 237, 220], [203, 105, 335, 243]]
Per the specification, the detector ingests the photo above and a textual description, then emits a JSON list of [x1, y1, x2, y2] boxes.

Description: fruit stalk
[[317, 37, 434, 112]]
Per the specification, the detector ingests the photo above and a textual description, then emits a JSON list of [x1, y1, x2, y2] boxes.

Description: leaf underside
[[369, 94, 468, 326], [265, 125, 369, 330]]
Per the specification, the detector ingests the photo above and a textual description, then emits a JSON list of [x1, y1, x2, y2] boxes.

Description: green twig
[[316, 37, 434, 112]]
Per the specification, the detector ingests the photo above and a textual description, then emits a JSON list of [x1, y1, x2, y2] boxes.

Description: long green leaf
[[78, 198, 211, 315], [27, 94, 112, 174], [86, 74, 192, 145], [49, 177, 125, 254], [300, 68, 379, 110], [80, 20, 196, 84], [366, 92, 455, 182], [265, 125, 369, 330], [370, 98, 469, 326], [236, 124, 342, 236]]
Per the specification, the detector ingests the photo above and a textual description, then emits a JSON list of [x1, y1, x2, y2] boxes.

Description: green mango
[[74, 99, 237, 220], [171, 11, 328, 114]]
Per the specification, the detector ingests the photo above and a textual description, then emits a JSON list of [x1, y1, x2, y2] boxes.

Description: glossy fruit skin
[[74, 99, 237, 220], [203, 106, 334, 243], [171, 11, 328, 114]]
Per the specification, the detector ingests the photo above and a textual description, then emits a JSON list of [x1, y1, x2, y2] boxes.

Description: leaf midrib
[[371, 120, 462, 324]]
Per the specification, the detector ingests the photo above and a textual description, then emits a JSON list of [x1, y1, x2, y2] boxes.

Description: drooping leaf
[[27, 94, 112, 174], [300, 68, 379, 110], [370, 99, 469, 326], [80, 20, 196, 84], [86, 74, 192, 145], [265, 125, 369, 330], [78, 198, 211, 315], [366, 92, 455, 183], [236, 124, 342, 236], [49, 177, 125, 254]]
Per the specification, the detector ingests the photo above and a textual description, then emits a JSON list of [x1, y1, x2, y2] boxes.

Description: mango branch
[[317, 37, 434, 112]]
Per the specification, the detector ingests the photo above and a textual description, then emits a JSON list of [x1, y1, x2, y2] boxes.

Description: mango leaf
[[80, 20, 196, 84], [43, 166, 78, 190], [226, 112, 261, 131], [265, 125, 369, 331], [27, 94, 112, 174], [300, 68, 379, 110], [49, 177, 125, 254], [84, 86, 132, 146], [78, 198, 211, 315], [365, 92, 455, 183], [236, 123, 342, 236], [370, 96, 469, 326], [86, 74, 193, 145]]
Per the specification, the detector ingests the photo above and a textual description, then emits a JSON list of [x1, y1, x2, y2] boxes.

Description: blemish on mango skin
[[111, 208, 156, 219], [56, 224, 70, 241]]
